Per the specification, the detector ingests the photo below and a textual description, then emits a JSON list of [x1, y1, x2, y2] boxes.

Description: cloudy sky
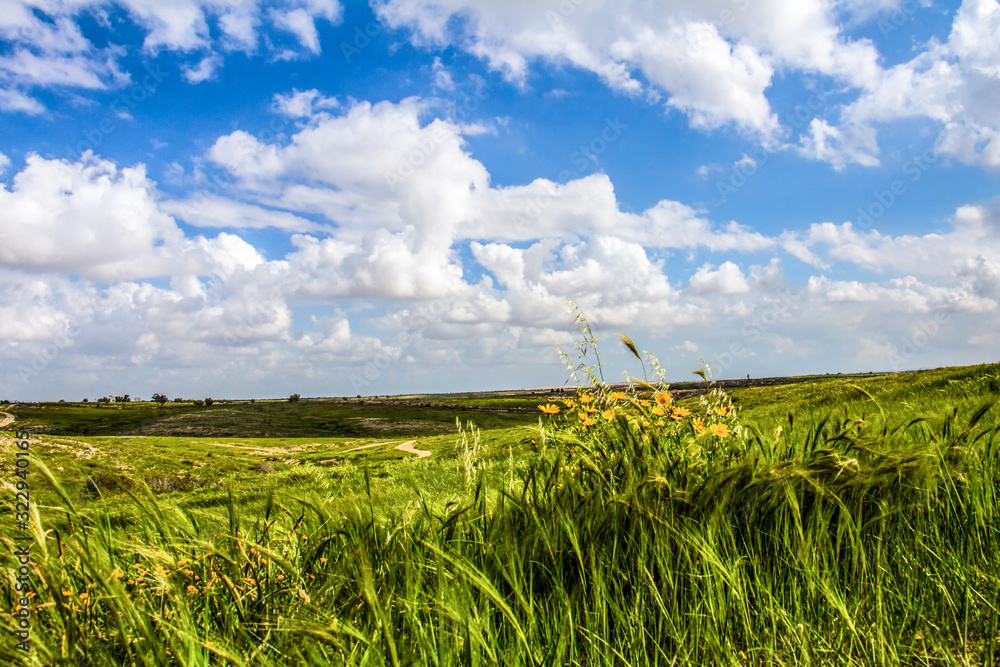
[[1, 0, 998, 401]]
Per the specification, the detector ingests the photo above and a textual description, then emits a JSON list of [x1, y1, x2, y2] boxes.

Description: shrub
[[84, 470, 136, 497], [204, 397, 214, 407], [143, 474, 206, 494], [289, 393, 300, 403]]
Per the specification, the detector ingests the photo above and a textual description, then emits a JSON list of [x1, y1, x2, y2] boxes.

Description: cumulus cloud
[[2, 90, 997, 399], [800, 0, 1000, 168], [688, 261, 751, 295], [0, 152, 264, 280], [199, 97, 779, 305], [372, 0, 885, 140], [781, 198, 1000, 282], [372, 0, 998, 171]]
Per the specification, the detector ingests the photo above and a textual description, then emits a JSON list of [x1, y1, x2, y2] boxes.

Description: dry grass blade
[[619, 334, 641, 361]]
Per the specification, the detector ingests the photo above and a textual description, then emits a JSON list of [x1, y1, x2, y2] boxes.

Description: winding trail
[[341, 441, 398, 454], [0, 412, 14, 429], [395, 440, 432, 458]]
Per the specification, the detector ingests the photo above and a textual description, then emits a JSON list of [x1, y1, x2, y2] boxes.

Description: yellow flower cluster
[[537, 381, 740, 448]]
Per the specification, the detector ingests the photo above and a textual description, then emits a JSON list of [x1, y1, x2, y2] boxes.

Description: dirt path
[[341, 441, 398, 454], [395, 440, 432, 458], [0, 412, 13, 429]]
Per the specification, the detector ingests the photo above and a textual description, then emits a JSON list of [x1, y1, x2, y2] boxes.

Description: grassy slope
[[5, 399, 536, 437], [3, 363, 998, 516], [1, 363, 998, 665]]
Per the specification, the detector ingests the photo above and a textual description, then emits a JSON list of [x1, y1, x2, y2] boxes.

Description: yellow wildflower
[[708, 423, 730, 438], [538, 404, 560, 415], [578, 393, 594, 404], [602, 410, 614, 421], [654, 391, 672, 406], [651, 406, 665, 417]]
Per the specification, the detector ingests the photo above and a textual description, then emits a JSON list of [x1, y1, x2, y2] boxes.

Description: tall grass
[[3, 354, 999, 664]]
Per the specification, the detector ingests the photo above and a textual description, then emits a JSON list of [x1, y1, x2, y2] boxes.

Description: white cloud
[[431, 57, 456, 90], [0, 152, 10, 176], [688, 261, 750, 295], [273, 88, 339, 117], [208, 131, 288, 183], [373, 0, 998, 171], [201, 97, 779, 305], [734, 153, 757, 170], [0, 1, 344, 113], [800, 0, 1000, 168], [2, 89, 997, 398], [0, 152, 264, 281], [783, 199, 1000, 281], [182, 54, 222, 83], [0, 88, 45, 114], [270, 8, 322, 54], [373, 0, 884, 140]]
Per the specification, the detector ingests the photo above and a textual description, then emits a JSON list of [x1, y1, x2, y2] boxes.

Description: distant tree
[[173, 397, 184, 403], [59, 399, 65, 403], [152, 393, 168, 406], [193, 399, 205, 407], [289, 393, 301, 403], [97, 397, 110, 404], [82, 398, 89, 403], [250, 398, 256, 404], [204, 397, 214, 407]]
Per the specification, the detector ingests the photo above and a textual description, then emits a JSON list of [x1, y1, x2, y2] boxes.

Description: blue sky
[[1, 0, 998, 401]]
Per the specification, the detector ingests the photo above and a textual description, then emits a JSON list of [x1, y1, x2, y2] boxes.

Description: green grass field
[[2, 359, 999, 665]]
